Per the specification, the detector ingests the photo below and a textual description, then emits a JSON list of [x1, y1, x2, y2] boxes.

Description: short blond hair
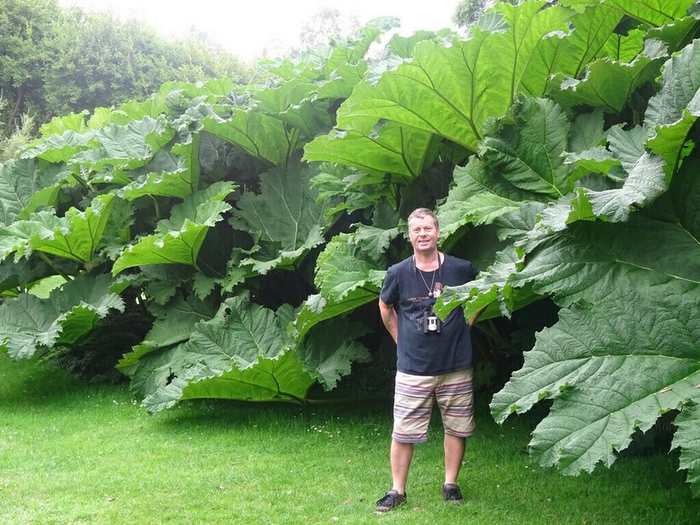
[[407, 208, 439, 229]]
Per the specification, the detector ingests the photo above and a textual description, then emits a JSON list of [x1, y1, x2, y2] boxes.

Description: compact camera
[[422, 306, 442, 334]]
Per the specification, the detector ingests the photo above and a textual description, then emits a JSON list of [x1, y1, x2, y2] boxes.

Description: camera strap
[[414, 253, 442, 298]]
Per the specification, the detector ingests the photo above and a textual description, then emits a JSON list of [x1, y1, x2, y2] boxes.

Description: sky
[[58, 0, 460, 62]]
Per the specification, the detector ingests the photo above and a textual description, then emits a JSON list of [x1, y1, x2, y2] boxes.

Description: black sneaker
[[442, 483, 464, 504], [375, 490, 407, 513]]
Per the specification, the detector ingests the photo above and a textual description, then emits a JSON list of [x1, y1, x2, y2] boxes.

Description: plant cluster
[[0, 0, 250, 137], [0, 0, 697, 494]]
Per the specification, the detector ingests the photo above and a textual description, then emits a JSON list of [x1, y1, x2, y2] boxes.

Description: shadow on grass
[[0, 353, 101, 409]]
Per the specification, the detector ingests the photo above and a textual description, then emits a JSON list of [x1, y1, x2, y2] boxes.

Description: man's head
[[407, 208, 440, 257]]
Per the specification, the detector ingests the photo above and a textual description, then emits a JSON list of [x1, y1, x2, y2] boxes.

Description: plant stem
[[37, 252, 72, 282]]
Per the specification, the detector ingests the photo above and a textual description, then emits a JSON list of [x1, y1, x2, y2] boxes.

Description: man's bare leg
[[444, 434, 466, 485], [390, 439, 414, 494]]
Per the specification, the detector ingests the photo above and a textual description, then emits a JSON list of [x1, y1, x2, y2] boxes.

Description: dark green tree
[[0, 0, 60, 132]]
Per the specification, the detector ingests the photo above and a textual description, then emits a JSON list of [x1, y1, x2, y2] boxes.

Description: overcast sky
[[58, 0, 460, 62]]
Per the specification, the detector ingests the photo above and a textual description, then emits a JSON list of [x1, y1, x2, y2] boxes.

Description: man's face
[[408, 215, 439, 255]]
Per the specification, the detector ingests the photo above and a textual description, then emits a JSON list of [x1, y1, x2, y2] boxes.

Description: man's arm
[[379, 298, 398, 343]]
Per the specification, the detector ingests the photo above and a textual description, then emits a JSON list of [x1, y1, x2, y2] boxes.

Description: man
[[375, 207, 481, 513]]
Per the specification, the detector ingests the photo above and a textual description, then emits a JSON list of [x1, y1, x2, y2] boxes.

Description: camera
[[422, 306, 442, 334]]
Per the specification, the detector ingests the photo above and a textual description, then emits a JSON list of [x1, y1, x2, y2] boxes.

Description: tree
[[0, 0, 250, 140], [0, 0, 60, 131]]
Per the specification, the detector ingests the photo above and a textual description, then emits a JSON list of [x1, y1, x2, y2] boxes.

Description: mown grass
[[1, 354, 698, 524]]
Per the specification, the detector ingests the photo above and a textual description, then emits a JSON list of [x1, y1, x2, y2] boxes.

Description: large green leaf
[[314, 232, 386, 302], [229, 163, 334, 274], [645, 39, 700, 177], [29, 194, 116, 264], [335, 2, 577, 152], [255, 79, 333, 138], [491, 289, 699, 475], [72, 116, 176, 173], [550, 40, 668, 113], [0, 159, 45, 225], [512, 215, 699, 307], [486, 116, 700, 483], [0, 273, 124, 359], [291, 290, 378, 342], [571, 0, 697, 27], [673, 403, 700, 497], [435, 244, 539, 322], [304, 120, 437, 180], [291, 226, 394, 341], [112, 182, 235, 274], [116, 132, 201, 200], [0, 195, 116, 265], [294, 317, 371, 390], [481, 96, 574, 198], [437, 158, 544, 242], [134, 297, 314, 414], [21, 129, 93, 164], [201, 109, 293, 166], [309, 163, 396, 217]]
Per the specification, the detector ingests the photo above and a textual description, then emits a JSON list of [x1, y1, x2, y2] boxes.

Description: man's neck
[[414, 250, 441, 271]]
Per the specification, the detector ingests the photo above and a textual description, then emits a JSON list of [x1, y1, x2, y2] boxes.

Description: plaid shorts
[[392, 368, 475, 443]]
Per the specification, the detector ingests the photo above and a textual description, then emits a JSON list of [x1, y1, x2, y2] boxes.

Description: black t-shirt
[[380, 254, 478, 375]]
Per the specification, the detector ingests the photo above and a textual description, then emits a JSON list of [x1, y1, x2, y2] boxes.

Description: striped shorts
[[392, 368, 475, 443]]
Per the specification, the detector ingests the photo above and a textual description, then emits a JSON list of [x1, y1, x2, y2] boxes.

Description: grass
[[1, 354, 698, 525]]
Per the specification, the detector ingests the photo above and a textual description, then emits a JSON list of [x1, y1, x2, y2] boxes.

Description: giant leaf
[[0, 158, 45, 226], [491, 289, 700, 475], [0, 273, 124, 359], [201, 109, 293, 166], [304, 120, 436, 180], [437, 157, 545, 241], [135, 297, 314, 414], [0, 195, 116, 265], [512, 215, 699, 307], [673, 403, 700, 497], [336, 2, 577, 152], [294, 316, 371, 390], [480, 96, 574, 198], [551, 40, 669, 114], [292, 226, 394, 340], [28, 194, 116, 264], [72, 116, 175, 173], [645, 39, 700, 177], [314, 232, 386, 302], [115, 133, 201, 200], [577, 0, 697, 27], [291, 290, 379, 342], [229, 163, 334, 274], [112, 182, 235, 274], [21, 129, 93, 164]]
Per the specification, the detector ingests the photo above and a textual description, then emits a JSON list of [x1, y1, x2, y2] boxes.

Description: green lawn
[[1, 354, 698, 524]]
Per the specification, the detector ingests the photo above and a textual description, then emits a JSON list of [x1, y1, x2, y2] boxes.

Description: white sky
[[58, 0, 460, 62]]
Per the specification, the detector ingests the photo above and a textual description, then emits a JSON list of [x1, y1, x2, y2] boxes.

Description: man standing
[[376, 208, 480, 513]]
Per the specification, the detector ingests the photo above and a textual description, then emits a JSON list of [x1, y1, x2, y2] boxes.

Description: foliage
[[452, 0, 499, 27], [0, 22, 394, 414], [0, 0, 698, 497], [304, 0, 700, 494], [0, 0, 250, 140], [0, 95, 34, 161]]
